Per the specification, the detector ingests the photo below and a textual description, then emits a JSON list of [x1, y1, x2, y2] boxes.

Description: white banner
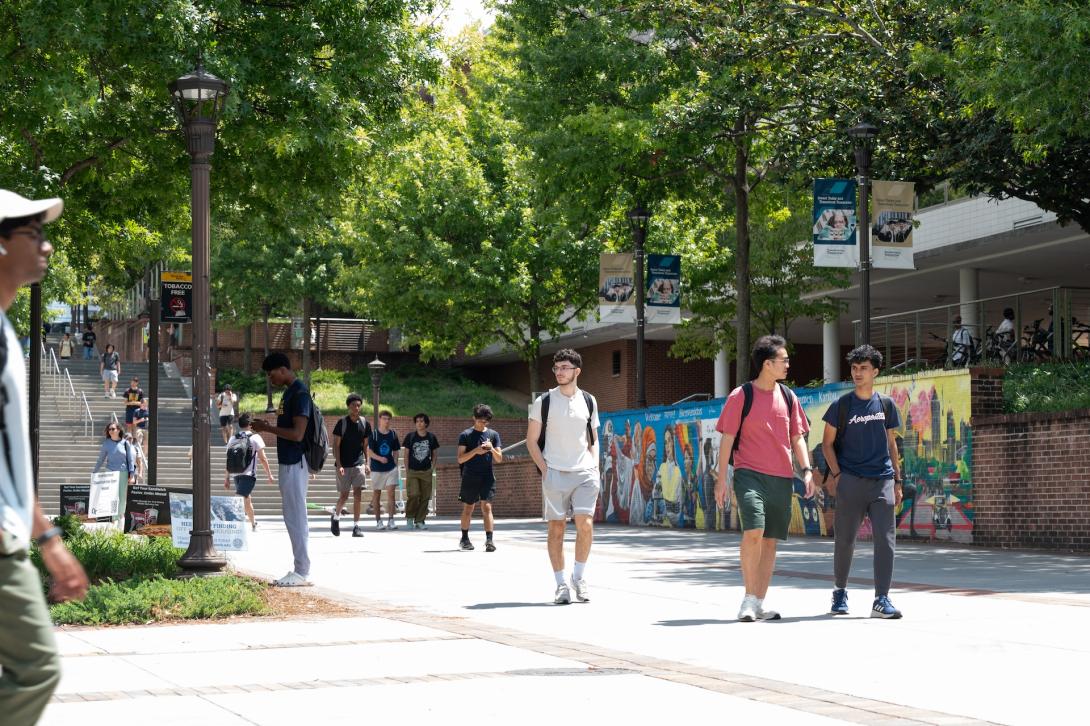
[[871, 180, 916, 270], [169, 492, 250, 551], [88, 471, 123, 519]]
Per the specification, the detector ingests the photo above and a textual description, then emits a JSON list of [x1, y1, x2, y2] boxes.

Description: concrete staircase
[[36, 343, 343, 517]]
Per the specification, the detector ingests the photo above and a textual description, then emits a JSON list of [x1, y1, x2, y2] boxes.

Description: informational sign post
[[160, 271, 193, 323], [813, 178, 859, 268], [598, 253, 636, 323], [123, 485, 175, 536], [169, 492, 249, 551], [645, 254, 682, 324]]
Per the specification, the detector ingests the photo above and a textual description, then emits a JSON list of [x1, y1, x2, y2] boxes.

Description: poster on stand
[[169, 492, 249, 551], [123, 486, 175, 536], [813, 178, 859, 267], [645, 254, 682, 324], [871, 180, 916, 269], [598, 253, 636, 323], [88, 471, 125, 521]]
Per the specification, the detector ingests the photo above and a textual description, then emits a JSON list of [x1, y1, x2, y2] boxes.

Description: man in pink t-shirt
[[714, 335, 816, 622]]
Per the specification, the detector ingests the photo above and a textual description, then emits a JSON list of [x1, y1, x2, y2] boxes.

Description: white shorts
[[542, 468, 600, 521], [370, 469, 398, 491], [102, 370, 118, 383]]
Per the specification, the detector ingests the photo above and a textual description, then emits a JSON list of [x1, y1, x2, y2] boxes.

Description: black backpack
[[823, 391, 896, 479], [225, 431, 255, 474], [288, 387, 328, 474], [728, 382, 796, 466], [536, 390, 596, 451]]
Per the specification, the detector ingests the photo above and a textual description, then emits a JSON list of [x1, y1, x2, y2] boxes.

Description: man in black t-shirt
[[81, 323, 96, 360], [331, 393, 372, 538], [123, 377, 145, 436], [402, 412, 439, 529], [456, 403, 502, 551]]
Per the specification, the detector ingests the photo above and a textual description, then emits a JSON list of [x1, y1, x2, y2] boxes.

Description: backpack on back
[[225, 431, 255, 474], [822, 391, 898, 480], [291, 389, 328, 474], [536, 390, 596, 452]]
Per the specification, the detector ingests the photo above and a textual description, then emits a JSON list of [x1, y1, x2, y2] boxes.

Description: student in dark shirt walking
[[402, 413, 439, 529], [331, 393, 371, 538], [456, 404, 503, 551], [369, 410, 401, 530]]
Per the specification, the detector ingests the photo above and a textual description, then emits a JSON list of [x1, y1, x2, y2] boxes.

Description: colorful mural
[[596, 369, 973, 543]]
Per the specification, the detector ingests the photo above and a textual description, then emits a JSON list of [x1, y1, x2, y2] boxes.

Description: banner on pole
[[160, 271, 193, 323], [646, 254, 681, 325], [598, 253, 636, 323], [813, 178, 859, 268], [871, 180, 916, 270], [169, 492, 250, 551]]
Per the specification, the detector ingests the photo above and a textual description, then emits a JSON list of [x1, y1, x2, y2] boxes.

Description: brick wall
[[970, 367, 1005, 419], [434, 458, 542, 518], [972, 408, 1090, 550]]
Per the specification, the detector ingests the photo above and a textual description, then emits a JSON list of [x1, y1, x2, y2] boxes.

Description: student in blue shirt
[[821, 345, 905, 619]]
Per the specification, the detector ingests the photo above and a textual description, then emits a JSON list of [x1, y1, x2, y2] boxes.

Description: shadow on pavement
[[465, 602, 557, 610]]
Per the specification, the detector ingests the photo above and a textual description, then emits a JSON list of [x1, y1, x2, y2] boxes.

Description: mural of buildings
[[596, 369, 974, 543]]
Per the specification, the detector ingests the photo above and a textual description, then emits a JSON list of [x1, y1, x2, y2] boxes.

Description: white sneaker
[[376, 520, 386, 531], [387, 520, 397, 531], [756, 603, 781, 620], [272, 571, 311, 587], [738, 594, 758, 622], [554, 583, 572, 605], [571, 578, 590, 602]]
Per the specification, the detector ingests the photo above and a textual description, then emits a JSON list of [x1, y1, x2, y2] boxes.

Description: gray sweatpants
[[278, 459, 310, 577], [834, 471, 896, 596]]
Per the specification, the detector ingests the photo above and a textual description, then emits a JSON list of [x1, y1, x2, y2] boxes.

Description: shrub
[[1003, 360, 1090, 413], [32, 529, 182, 586], [49, 575, 267, 626]]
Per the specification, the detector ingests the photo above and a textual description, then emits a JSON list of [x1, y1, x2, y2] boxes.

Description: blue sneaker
[[830, 588, 849, 615], [870, 595, 902, 619]]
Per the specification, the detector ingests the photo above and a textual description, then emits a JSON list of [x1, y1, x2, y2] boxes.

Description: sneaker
[[352, 525, 363, 538], [737, 594, 758, 622], [252, 522, 258, 532], [830, 588, 849, 615], [870, 595, 903, 619], [387, 520, 398, 531], [485, 540, 496, 552], [460, 539, 474, 551], [554, 583, 572, 605], [418, 522, 428, 530], [756, 603, 780, 620], [571, 578, 590, 602], [376, 520, 386, 531], [330, 515, 340, 537], [272, 571, 311, 587]]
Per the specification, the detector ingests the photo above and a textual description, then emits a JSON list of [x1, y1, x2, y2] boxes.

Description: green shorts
[[733, 468, 793, 541]]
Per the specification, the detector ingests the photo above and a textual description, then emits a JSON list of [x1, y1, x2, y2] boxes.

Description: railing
[[80, 392, 94, 438], [853, 286, 1090, 371], [63, 369, 78, 419], [671, 393, 712, 406]]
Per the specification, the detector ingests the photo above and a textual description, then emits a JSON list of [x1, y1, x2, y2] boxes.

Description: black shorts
[[235, 475, 257, 497], [458, 471, 496, 504], [219, 415, 234, 428], [125, 407, 137, 424]]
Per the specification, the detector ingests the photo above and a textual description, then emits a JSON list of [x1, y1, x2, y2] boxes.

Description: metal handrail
[[501, 438, 527, 454], [63, 369, 77, 419], [80, 392, 94, 438], [671, 393, 712, 406]]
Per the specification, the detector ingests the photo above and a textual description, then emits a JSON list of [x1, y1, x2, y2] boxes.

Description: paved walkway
[[44, 517, 1090, 725]]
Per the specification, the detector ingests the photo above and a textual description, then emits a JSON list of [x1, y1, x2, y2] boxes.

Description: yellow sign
[[160, 271, 192, 283]]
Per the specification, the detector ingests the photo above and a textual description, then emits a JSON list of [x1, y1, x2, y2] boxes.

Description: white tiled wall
[[914, 196, 1057, 253]]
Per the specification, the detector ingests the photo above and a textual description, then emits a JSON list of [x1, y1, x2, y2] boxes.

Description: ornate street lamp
[[170, 63, 229, 573], [627, 204, 650, 409], [368, 356, 387, 430], [848, 122, 878, 345]]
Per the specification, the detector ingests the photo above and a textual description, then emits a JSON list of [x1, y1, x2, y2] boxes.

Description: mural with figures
[[596, 369, 973, 543]]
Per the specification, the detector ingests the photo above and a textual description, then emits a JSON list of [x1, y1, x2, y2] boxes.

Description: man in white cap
[[0, 189, 89, 725]]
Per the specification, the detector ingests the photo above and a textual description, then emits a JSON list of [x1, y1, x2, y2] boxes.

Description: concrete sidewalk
[[43, 517, 1090, 725]]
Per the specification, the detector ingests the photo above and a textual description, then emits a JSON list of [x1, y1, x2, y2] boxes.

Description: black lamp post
[[848, 122, 878, 345], [368, 356, 386, 430], [627, 204, 650, 409], [170, 63, 229, 573], [147, 267, 160, 486]]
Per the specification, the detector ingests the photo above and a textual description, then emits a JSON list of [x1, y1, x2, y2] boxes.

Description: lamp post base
[[178, 530, 227, 574]]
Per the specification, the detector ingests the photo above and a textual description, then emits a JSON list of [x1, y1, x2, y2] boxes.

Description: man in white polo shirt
[[527, 348, 600, 605]]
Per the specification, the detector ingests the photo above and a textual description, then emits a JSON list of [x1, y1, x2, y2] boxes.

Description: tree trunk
[[243, 325, 252, 375], [301, 297, 312, 388], [733, 130, 752, 386]]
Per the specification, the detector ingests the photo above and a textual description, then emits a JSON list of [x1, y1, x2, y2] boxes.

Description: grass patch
[[33, 529, 181, 585], [223, 362, 524, 418], [1004, 360, 1090, 413], [49, 575, 267, 626]]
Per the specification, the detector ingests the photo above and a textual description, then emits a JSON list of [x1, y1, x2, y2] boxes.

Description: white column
[[823, 318, 841, 384], [959, 267, 980, 338], [714, 346, 729, 398]]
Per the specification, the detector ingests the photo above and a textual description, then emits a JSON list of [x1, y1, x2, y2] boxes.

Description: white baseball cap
[[0, 189, 64, 225]]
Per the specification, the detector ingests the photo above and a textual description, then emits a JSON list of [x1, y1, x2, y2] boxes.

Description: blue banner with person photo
[[813, 177, 859, 268], [645, 254, 681, 324]]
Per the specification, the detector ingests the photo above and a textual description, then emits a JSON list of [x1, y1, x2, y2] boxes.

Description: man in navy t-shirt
[[252, 353, 312, 587], [821, 344, 904, 619], [368, 411, 400, 531], [456, 403, 502, 551]]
